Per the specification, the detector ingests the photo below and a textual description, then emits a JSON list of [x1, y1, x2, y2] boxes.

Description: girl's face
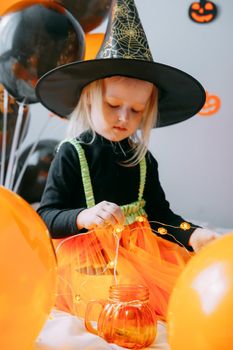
[[90, 76, 154, 141]]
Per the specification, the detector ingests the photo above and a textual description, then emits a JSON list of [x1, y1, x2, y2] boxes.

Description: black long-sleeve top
[[38, 131, 197, 250]]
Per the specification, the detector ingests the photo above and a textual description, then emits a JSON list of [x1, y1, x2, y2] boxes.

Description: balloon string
[[4, 100, 25, 189], [8, 107, 31, 190], [0, 89, 8, 185], [13, 115, 53, 193], [17, 107, 30, 147]]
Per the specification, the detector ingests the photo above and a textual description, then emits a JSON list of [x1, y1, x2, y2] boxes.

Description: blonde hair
[[67, 77, 158, 166]]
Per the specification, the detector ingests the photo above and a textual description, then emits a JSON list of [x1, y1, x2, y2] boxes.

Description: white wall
[[23, 0, 233, 229]]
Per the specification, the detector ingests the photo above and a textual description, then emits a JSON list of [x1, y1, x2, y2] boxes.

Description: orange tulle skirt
[[53, 218, 192, 321]]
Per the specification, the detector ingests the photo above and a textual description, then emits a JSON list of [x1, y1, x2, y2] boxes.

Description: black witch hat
[[36, 0, 206, 127]]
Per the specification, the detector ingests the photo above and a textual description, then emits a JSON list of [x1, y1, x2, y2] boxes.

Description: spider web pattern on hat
[[99, 0, 153, 60]]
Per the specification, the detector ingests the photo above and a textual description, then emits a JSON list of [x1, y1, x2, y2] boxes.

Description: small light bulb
[[114, 225, 124, 234], [158, 227, 168, 235], [180, 222, 191, 230], [74, 294, 81, 302], [108, 261, 115, 269], [136, 216, 145, 222]]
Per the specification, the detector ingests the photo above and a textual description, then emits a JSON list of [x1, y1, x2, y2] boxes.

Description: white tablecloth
[[35, 309, 170, 350]]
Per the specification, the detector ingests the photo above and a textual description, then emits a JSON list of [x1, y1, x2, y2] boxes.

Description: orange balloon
[[0, 0, 18, 14], [84, 33, 105, 60], [0, 0, 53, 16], [0, 0, 64, 16], [0, 186, 57, 350], [168, 232, 233, 350], [0, 0, 37, 15]]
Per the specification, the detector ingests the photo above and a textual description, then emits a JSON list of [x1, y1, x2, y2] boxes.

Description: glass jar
[[85, 284, 157, 349]]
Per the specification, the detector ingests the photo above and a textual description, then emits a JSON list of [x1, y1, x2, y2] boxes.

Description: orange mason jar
[[85, 284, 157, 349]]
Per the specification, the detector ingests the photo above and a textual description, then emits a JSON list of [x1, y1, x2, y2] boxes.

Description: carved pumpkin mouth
[[191, 12, 213, 22], [189, 1, 217, 24], [198, 92, 221, 116]]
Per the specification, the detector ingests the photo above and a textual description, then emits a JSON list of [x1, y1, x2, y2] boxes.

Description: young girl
[[36, 0, 220, 345]]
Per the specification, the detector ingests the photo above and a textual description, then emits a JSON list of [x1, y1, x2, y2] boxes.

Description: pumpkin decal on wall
[[189, 1, 218, 24], [198, 91, 221, 116]]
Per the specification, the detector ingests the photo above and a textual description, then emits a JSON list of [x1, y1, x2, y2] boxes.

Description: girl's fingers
[[93, 216, 106, 227], [189, 228, 221, 252], [95, 202, 124, 226], [99, 209, 118, 226], [77, 203, 123, 230], [104, 204, 124, 225]]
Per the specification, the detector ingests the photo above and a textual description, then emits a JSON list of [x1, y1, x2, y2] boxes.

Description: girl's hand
[[76, 201, 125, 230], [189, 228, 221, 253]]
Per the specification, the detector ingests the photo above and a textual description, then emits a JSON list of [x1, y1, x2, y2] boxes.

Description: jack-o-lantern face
[[189, 1, 217, 23], [198, 91, 221, 116]]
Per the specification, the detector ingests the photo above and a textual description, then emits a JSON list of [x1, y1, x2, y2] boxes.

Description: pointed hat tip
[[97, 0, 154, 62]]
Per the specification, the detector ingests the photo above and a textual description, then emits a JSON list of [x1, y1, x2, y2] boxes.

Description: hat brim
[[35, 58, 206, 127]]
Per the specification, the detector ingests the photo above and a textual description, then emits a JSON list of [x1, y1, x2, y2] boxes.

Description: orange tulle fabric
[[53, 217, 192, 322]]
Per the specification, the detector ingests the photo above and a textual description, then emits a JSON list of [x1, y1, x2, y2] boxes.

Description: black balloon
[[0, 1, 85, 104], [56, 0, 112, 33], [0, 83, 30, 162], [16, 139, 59, 204]]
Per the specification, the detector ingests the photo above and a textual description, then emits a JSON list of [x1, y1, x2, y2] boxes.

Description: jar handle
[[85, 299, 106, 335]]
